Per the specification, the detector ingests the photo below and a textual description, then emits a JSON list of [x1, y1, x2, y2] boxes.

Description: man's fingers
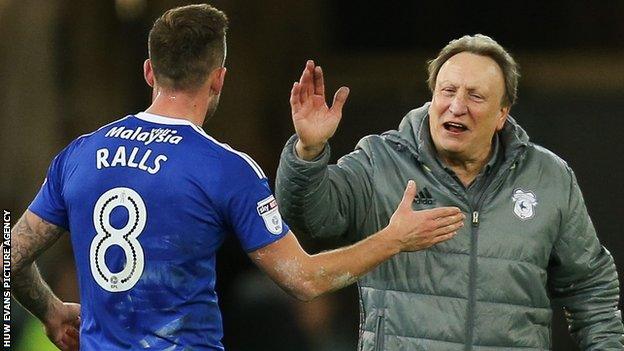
[[66, 326, 79, 339], [68, 303, 81, 328], [313, 66, 325, 97], [435, 212, 465, 228], [432, 220, 464, 237], [432, 231, 456, 244], [424, 206, 462, 219], [290, 82, 302, 114], [304, 60, 315, 98], [297, 60, 315, 102], [399, 180, 418, 209], [298, 60, 312, 85], [329, 86, 350, 117], [299, 68, 312, 102], [62, 328, 80, 351]]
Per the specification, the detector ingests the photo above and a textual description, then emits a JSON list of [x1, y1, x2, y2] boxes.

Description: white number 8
[[90, 187, 146, 292]]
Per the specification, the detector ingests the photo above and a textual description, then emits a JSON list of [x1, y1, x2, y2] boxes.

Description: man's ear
[[496, 106, 510, 131], [210, 67, 227, 95], [144, 59, 155, 87]]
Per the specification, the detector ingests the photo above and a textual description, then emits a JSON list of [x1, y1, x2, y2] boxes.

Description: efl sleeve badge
[[256, 195, 283, 235]]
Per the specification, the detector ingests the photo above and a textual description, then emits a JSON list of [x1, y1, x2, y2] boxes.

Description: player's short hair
[[427, 34, 520, 107], [148, 4, 228, 91]]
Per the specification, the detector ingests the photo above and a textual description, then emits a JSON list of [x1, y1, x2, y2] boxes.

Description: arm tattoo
[[12, 212, 65, 273], [12, 263, 60, 321], [11, 212, 67, 322]]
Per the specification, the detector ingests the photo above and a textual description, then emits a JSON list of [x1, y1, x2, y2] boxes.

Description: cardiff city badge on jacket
[[511, 189, 538, 220]]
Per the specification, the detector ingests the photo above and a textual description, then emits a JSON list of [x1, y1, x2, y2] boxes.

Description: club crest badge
[[511, 189, 538, 220], [257, 195, 283, 235]]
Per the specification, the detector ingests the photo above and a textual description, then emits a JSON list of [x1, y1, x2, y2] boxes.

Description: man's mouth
[[443, 122, 468, 133]]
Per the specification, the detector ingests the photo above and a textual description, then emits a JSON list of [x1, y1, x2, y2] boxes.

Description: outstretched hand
[[290, 60, 350, 160], [44, 302, 81, 351], [387, 180, 465, 251]]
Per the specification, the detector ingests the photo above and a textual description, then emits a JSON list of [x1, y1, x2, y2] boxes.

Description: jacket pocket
[[374, 309, 385, 351]]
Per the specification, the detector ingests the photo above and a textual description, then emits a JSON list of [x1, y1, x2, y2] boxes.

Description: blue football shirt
[[29, 112, 289, 350]]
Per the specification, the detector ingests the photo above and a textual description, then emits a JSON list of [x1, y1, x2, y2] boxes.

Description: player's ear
[[210, 67, 226, 95], [144, 59, 155, 88]]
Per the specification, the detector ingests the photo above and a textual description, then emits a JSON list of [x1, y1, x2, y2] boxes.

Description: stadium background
[[1, 1, 623, 350]]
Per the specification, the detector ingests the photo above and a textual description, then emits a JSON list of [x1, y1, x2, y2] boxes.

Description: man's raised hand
[[290, 60, 349, 160]]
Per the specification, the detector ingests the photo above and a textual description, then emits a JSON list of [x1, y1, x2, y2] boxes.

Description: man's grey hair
[[427, 34, 520, 107]]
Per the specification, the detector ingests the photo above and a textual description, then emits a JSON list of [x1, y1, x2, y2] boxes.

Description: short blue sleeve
[[29, 149, 70, 230], [224, 177, 290, 253]]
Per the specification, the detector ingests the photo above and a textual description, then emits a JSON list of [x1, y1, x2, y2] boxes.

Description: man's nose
[[449, 95, 468, 116]]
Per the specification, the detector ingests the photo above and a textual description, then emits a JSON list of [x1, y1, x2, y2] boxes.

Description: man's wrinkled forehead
[[436, 52, 505, 92]]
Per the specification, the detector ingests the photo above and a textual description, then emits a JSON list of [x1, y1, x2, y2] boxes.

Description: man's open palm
[[290, 60, 349, 160]]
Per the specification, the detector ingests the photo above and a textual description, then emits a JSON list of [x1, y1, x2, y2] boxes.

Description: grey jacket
[[275, 103, 623, 350]]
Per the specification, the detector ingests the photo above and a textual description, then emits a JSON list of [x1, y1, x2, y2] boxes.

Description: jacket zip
[[464, 164, 517, 351], [465, 210, 480, 351], [374, 309, 385, 351]]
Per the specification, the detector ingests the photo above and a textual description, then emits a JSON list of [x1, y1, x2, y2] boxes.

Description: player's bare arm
[[11, 210, 80, 351], [12, 210, 65, 319], [250, 181, 465, 301]]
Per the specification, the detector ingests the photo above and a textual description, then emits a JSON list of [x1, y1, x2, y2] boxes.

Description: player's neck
[[145, 87, 210, 126]]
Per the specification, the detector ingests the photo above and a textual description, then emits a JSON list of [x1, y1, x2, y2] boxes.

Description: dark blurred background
[[1, 1, 623, 350]]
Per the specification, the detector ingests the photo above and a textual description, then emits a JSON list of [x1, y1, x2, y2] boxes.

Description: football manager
[[276, 34, 624, 350]]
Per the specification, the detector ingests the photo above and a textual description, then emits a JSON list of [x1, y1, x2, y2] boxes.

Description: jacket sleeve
[[548, 167, 624, 350], [275, 134, 374, 242]]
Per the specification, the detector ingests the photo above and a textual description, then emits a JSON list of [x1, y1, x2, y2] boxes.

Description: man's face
[[428, 52, 509, 162]]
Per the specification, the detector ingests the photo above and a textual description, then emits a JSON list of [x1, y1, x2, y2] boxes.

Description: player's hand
[[386, 180, 465, 251], [43, 302, 81, 351], [290, 60, 350, 160]]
